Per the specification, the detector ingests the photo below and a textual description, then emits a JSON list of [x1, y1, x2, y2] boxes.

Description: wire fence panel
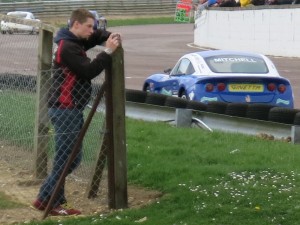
[[0, 13, 121, 222]]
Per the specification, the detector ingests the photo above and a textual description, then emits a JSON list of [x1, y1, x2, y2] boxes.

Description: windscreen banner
[[175, 0, 193, 23]]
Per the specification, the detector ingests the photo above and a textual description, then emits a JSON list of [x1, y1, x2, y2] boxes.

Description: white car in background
[[0, 11, 40, 34]]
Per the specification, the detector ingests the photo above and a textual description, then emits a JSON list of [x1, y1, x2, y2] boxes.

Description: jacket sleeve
[[84, 29, 111, 50], [60, 41, 112, 80]]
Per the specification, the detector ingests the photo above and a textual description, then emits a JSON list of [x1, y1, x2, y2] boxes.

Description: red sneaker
[[49, 204, 81, 216], [32, 199, 48, 211]]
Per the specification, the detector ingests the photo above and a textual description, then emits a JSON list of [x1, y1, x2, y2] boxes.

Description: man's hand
[[105, 33, 122, 54]]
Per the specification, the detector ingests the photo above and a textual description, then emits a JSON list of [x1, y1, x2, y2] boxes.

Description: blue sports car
[[142, 50, 294, 108]]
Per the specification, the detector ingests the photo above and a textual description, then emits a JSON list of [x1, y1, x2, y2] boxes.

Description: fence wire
[[0, 24, 110, 222]]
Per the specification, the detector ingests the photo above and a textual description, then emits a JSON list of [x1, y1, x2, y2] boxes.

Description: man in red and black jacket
[[33, 8, 121, 216]]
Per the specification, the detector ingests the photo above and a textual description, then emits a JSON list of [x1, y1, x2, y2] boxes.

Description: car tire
[[180, 90, 190, 100], [225, 103, 249, 117], [293, 112, 300, 125], [206, 101, 228, 114], [0, 73, 36, 92], [125, 89, 147, 103], [143, 84, 151, 92], [145, 92, 167, 106], [1, 30, 6, 34], [268, 107, 300, 124], [186, 100, 207, 111], [164, 96, 188, 108], [246, 104, 275, 121]]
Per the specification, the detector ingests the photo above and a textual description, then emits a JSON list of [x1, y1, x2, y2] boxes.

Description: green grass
[[56, 16, 191, 28], [0, 192, 24, 209], [0, 89, 105, 160], [1, 90, 300, 224], [108, 16, 177, 27], [0, 90, 36, 148], [17, 118, 300, 225]]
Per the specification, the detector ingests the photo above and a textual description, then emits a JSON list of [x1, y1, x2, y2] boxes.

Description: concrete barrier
[[194, 5, 300, 57]]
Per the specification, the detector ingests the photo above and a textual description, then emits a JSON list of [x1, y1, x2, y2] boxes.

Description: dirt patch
[[0, 146, 162, 225]]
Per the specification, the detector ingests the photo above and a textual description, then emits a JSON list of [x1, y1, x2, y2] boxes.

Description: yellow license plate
[[228, 84, 264, 92]]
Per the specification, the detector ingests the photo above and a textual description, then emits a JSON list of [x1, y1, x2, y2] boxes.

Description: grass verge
[[107, 16, 178, 27], [45, 16, 190, 28], [9, 118, 300, 225]]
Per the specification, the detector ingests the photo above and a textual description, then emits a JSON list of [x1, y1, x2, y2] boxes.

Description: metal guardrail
[[0, 0, 177, 19], [125, 101, 300, 144]]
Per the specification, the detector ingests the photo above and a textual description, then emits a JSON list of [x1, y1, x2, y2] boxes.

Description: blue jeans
[[38, 108, 84, 207]]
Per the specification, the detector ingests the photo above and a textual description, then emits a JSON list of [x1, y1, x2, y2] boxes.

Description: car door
[[162, 58, 195, 96]]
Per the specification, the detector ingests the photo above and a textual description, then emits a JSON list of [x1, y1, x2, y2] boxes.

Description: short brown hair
[[69, 8, 95, 28]]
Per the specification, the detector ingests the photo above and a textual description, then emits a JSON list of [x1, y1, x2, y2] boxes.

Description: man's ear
[[72, 20, 80, 29]]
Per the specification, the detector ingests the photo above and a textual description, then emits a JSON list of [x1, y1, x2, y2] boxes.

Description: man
[[32, 8, 121, 216]]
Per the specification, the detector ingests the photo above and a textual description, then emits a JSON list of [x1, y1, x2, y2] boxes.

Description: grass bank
[[44, 16, 185, 28], [24, 118, 300, 225]]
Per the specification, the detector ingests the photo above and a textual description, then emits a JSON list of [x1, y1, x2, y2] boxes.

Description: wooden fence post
[[106, 47, 128, 209], [33, 28, 53, 179]]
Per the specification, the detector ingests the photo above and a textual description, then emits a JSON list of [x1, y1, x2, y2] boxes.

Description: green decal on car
[[200, 97, 218, 102]]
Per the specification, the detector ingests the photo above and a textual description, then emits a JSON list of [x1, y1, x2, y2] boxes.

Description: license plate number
[[228, 84, 263, 92]]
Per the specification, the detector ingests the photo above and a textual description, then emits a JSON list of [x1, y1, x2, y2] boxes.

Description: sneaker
[[32, 199, 48, 211], [49, 204, 81, 216]]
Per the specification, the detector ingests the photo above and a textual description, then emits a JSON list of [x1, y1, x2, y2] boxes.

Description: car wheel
[[143, 83, 151, 92], [125, 89, 147, 103], [268, 107, 300, 124], [180, 90, 190, 100], [1, 30, 6, 34], [225, 103, 249, 117], [164, 96, 188, 108], [8, 30, 13, 34]]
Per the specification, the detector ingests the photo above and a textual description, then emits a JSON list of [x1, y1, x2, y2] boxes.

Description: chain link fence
[[0, 13, 127, 222]]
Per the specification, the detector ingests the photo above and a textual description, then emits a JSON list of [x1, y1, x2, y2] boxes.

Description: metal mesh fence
[[0, 19, 112, 221]]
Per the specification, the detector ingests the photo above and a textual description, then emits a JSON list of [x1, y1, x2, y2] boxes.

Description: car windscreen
[[204, 55, 269, 74]]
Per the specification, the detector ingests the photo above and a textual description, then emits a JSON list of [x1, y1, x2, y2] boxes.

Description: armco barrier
[[125, 89, 300, 144], [125, 101, 300, 144], [2, 73, 299, 143], [0, 0, 177, 19]]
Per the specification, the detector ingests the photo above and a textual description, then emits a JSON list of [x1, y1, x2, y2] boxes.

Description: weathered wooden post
[[106, 46, 128, 209], [33, 25, 55, 179]]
